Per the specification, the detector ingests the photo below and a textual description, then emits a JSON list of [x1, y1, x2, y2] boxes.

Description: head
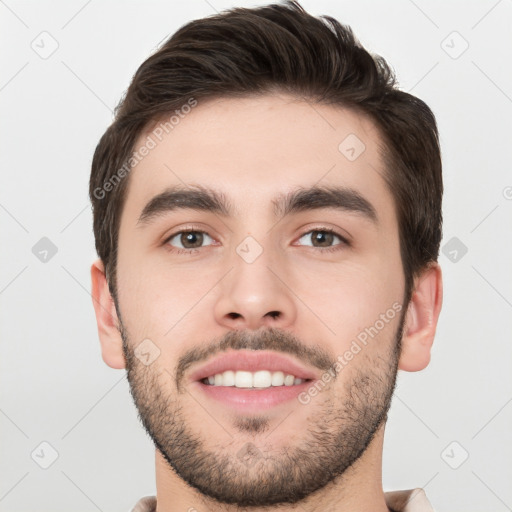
[[90, 1, 443, 507]]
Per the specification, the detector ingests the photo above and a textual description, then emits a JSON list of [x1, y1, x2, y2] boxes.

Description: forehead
[[122, 93, 394, 225]]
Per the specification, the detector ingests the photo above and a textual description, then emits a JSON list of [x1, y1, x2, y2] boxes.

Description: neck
[[154, 423, 390, 512]]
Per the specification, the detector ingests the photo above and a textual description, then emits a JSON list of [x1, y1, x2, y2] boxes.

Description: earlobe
[[398, 263, 443, 372], [90, 259, 126, 370]]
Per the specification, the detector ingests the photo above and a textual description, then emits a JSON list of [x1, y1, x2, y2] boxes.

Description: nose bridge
[[213, 233, 297, 330]]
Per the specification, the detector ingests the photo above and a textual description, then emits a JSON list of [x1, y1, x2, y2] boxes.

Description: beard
[[120, 312, 404, 508]]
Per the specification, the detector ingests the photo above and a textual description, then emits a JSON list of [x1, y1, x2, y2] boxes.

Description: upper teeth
[[204, 370, 305, 388]]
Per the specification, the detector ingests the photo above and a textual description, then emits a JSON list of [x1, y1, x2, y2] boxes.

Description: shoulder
[[384, 488, 435, 512], [130, 495, 157, 512]]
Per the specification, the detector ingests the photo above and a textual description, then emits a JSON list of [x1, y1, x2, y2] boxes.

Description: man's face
[[115, 94, 406, 506]]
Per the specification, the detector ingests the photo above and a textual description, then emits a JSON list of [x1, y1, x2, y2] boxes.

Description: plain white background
[[1, 1, 511, 510]]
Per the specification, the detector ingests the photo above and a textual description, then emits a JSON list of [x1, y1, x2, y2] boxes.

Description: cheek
[[117, 250, 216, 341], [293, 254, 404, 343]]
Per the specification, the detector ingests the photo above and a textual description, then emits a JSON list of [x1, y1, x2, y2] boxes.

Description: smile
[[201, 370, 309, 388]]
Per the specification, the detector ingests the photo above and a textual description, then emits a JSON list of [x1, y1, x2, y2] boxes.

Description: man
[[89, 1, 443, 511]]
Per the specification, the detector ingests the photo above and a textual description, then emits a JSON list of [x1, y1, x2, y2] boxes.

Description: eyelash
[[163, 226, 350, 255]]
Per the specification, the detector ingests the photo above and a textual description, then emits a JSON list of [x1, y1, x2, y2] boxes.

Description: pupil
[[182, 232, 202, 248], [314, 231, 332, 247]]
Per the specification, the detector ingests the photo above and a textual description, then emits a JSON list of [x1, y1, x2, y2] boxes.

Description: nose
[[213, 242, 297, 331]]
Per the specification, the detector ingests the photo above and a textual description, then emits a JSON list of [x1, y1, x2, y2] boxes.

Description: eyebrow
[[137, 184, 378, 226]]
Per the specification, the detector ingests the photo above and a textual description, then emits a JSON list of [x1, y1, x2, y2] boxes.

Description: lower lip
[[192, 380, 314, 412]]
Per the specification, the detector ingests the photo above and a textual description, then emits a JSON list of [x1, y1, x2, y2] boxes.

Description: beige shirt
[[131, 488, 434, 512]]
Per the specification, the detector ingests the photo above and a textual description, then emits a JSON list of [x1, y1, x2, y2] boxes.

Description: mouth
[[188, 350, 319, 411]]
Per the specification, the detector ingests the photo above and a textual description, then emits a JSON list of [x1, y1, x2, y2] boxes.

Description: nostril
[[267, 311, 280, 319], [228, 312, 241, 319]]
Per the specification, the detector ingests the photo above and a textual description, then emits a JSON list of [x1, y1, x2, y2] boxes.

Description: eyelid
[[162, 223, 217, 244], [161, 224, 217, 249]]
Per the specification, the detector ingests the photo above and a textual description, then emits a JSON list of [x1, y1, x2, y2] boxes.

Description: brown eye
[[297, 229, 345, 249], [311, 231, 335, 247], [167, 230, 213, 251]]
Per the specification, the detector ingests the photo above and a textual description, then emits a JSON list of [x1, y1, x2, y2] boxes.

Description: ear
[[90, 259, 126, 369], [398, 263, 443, 372]]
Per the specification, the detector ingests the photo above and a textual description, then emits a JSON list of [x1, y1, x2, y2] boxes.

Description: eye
[[296, 228, 349, 252], [163, 227, 349, 255], [165, 230, 214, 253]]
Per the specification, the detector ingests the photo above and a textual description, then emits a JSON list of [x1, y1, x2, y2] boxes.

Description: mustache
[[174, 326, 336, 389]]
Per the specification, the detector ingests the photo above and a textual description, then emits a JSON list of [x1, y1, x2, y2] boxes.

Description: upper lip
[[189, 350, 320, 383]]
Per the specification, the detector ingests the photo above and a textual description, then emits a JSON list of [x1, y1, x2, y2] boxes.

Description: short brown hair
[[90, 0, 442, 304]]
